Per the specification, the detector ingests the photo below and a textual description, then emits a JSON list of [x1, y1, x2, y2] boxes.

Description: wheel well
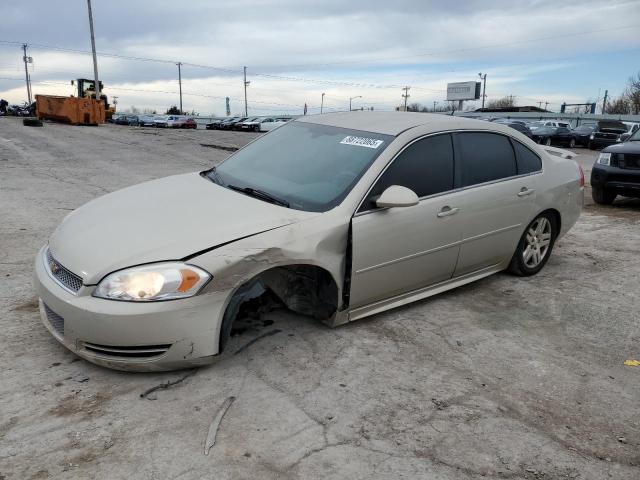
[[218, 264, 339, 353], [541, 208, 561, 236]]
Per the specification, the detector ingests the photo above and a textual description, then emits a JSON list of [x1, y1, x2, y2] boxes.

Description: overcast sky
[[1, 0, 639, 115]]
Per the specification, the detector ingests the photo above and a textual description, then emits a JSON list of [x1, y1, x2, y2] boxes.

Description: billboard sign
[[447, 81, 481, 101]]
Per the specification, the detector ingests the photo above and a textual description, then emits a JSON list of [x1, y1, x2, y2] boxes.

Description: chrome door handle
[[518, 188, 535, 197], [437, 206, 459, 217]]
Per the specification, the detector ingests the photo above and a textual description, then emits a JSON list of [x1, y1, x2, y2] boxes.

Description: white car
[[240, 117, 287, 132], [528, 120, 572, 131], [35, 112, 583, 371]]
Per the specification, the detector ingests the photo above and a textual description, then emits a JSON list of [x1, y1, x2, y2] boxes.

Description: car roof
[[296, 111, 515, 136]]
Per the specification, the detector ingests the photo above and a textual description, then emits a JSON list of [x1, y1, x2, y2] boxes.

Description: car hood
[[603, 141, 640, 154], [49, 173, 314, 284]]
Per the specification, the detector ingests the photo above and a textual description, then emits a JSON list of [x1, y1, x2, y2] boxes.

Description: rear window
[[511, 140, 542, 174], [457, 132, 517, 187]]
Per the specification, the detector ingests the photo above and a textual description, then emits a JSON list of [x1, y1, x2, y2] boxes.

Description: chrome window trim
[[353, 128, 544, 217]]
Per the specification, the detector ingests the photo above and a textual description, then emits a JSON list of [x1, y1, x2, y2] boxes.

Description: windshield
[[207, 121, 393, 212]]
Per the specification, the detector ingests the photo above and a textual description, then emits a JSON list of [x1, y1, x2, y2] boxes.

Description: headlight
[[597, 152, 611, 166], [93, 262, 211, 301], [589, 134, 595, 140]]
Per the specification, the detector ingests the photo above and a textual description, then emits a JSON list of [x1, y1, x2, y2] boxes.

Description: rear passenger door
[[452, 132, 542, 277]]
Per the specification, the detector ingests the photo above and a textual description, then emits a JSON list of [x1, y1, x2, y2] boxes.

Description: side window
[[360, 134, 454, 211], [457, 132, 517, 187], [511, 139, 542, 174]]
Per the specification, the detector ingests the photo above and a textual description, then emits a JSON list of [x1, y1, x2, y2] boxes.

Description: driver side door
[[349, 133, 463, 309]]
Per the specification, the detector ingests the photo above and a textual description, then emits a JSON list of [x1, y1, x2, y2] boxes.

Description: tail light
[[577, 163, 585, 187]]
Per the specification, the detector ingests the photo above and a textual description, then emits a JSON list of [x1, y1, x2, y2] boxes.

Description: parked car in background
[[241, 117, 288, 132], [497, 121, 533, 138], [620, 122, 640, 142], [528, 120, 572, 131], [220, 117, 247, 130], [230, 117, 253, 130], [588, 120, 628, 149], [114, 115, 134, 126], [205, 117, 234, 130], [571, 124, 596, 147], [137, 115, 156, 127], [170, 117, 197, 129], [153, 115, 170, 128], [531, 126, 574, 147], [590, 127, 640, 204]]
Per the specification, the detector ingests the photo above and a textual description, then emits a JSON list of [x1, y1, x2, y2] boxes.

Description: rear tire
[[508, 212, 557, 277], [592, 187, 616, 205], [23, 117, 43, 127], [569, 138, 576, 148], [544, 138, 552, 146]]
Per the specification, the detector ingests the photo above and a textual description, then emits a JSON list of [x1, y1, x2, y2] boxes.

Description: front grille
[[595, 132, 619, 139], [83, 342, 172, 359], [618, 153, 640, 170], [43, 303, 64, 336], [46, 249, 83, 293]]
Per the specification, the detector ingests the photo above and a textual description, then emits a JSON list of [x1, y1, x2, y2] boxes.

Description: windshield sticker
[[340, 136, 384, 149]]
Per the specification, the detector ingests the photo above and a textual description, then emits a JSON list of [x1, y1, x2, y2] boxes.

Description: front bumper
[[34, 246, 229, 371], [591, 164, 640, 198], [589, 137, 620, 149]]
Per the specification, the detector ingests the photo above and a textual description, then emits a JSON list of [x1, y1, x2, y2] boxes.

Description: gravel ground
[[1, 118, 639, 480]]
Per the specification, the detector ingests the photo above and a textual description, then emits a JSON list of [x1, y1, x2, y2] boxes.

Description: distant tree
[[130, 105, 140, 114], [166, 105, 181, 115], [627, 71, 640, 114], [605, 97, 630, 114], [486, 96, 516, 109]]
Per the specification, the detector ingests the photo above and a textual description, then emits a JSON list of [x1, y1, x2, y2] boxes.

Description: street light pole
[[321, 93, 325, 114], [478, 73, 487, 109], [349, 95, 362, 111], [86, 0, 101, 100], [176, 62, 183, 114]]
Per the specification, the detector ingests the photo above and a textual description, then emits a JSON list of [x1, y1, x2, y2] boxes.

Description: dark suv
[[588, 120, 628, 150], [590, 128, 640, 204]]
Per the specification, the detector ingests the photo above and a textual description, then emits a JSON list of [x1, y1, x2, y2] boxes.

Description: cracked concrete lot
[[1, 117, 639, 479]]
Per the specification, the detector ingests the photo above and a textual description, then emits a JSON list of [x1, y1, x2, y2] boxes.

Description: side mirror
[[375, 185, 419, 208]]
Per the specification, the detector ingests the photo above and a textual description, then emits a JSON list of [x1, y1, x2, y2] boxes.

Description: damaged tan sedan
[[34, 112, 584, 371]]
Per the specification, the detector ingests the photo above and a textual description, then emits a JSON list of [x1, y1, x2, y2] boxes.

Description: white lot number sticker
[[340, 135, 384, 149]]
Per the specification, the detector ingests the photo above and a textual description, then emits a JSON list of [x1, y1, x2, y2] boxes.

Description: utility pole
[[86, 0, 101, 100], [402, 86, 410, 111], [321, 93, 325, 114], [176, 62, 183, 114], [478, 73, 487, 109], [433, 101, 436, 112], [21, 44, 32, 104], [243, 66, 250, 116], [544, 101, 549, 110], [602, 90, 608, 114]]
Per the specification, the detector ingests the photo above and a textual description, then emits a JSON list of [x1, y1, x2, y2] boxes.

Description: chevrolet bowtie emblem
[[50, 261, 60, 274]]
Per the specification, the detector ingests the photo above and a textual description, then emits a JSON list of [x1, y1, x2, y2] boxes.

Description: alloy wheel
[[523, 217, 552, 268]]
